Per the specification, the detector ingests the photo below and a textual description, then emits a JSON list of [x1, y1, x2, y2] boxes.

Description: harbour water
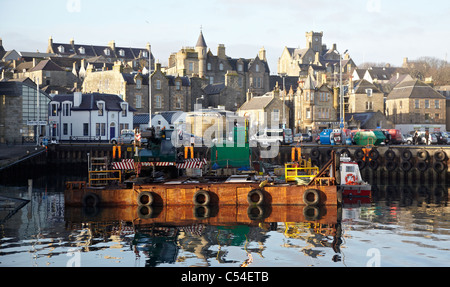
[[0, 166, 449, 267]]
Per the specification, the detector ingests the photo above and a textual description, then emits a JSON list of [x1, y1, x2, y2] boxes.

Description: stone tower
[[195, 30, 207, 78], [305, 31, 323, 54]]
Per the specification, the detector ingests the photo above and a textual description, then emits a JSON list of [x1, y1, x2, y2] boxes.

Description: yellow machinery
[[285, 147, 319, 183]]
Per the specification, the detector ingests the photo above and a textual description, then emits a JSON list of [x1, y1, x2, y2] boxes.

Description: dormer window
[[97, 101, 104, 116], [219, 63, 224, 71], [255, 64, 259, 72], [238, 64, 243, 72], [143, 51, 148, 58], [58, 45, 65, 53], [104, 49, 110, 56], [62, 102, 71, 116], [366, 89, 373, 97], [121, 103, 128, 117], [119, 49, 125, 57], [79, 47, 85, 54]]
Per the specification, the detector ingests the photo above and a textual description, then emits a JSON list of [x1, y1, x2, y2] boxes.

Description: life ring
[[82, 192, 99, 207], [137, 191, 153, 206], [303, 189, 320, 206], [345, 173, 357, 184], [193, 190, 210, 206], [247, 189, 264, 206], [385, 150, 396, 161]]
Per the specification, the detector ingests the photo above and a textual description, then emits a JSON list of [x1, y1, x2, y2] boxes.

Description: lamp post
[[148, 44, 152, 129], [338, 49, 348, 129], [279, 73, 286, 128]]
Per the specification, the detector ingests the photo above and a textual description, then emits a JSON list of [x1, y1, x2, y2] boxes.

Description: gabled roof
[[352, 79, 381, 94], [202, 83, 225, 95], [29, 59, 65, 72], [387, 79, 445, 100], [239, 94, 275, 110], [51, 93, 136, 112], [303, 74, 316, 90]]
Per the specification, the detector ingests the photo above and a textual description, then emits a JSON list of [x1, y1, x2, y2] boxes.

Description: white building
[[48, 92, 135, 141]]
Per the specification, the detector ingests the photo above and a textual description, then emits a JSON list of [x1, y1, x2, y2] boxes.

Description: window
[[143, 51, 148, 58], [119, 49, 125, 57], [256, 77, 262, 88], [366, 102, 373, 110], [104, 48, 110, 56], [306, 108, 311, 119], [176, 81, 181, 91], [366, 89, 373, 97], [156, 80, 161, 90], [176, 96, 182, 109], [136, 79, 141, 89], [135, 95, 142, 109], [273, 109, 279, 121], [255, 64, 259, 72], [79, 47, 85, 54], [399, 100, 403, 109], [51, 103, 58, 116], [96, 123, 106, 136], [83, 123, 89, 136], [98, 102, 104, 116], [209, 77, 214, 84], [425, 99, 429, 109], [425, 113, 430, 121], [415, 99, 420, 109], [63, 123, 68, 135], [435, 100, 440, 109], [58, 46, 65, 53], [238, 64, 243, 72], [435, 113, 440, 120], [219, 63, 224, 71], [155, 95, 161, 108], [62, 103, 71, 116], [121, 103, 128, 116], [189, 62, 194, 72], [120, 123, 129, 131], [207, 63, 212, 71]]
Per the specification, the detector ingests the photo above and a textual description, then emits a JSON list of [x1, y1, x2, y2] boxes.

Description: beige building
[[238, 90, 290, 131], [386, 79, 446, 134], [347, 79, 384, 114], [294, 74, 337, 133]]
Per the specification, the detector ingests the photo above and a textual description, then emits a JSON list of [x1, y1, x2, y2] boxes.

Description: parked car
[[251, 128, 293, 147], [405, 131, 437, 145], [110, 129, 148, 145], [434, 132, 449, 145], [294, 133, 312, 142]]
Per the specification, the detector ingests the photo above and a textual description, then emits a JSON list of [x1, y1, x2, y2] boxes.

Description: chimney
[[73, 91, 82, 107], [32, 58, 37, 67], [70, 38, 74, 46], [0, 37, 2, 47], [113, 61, 123, 73], [108, 40, 116, 51], [259, 47, 266, 61], [217, 44, 226, 59]]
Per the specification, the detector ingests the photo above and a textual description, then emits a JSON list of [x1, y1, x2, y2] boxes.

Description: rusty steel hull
[[64, 181, 340, 207]]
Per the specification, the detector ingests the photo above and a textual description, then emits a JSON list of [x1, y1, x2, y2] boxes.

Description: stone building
[[386, 78, 446, 134], [293, 74, 337, 133], [278, 31, 356, 83], [0, 78, 51, 144], [347, 79, 384, 114], [166, 31, 270, 109]]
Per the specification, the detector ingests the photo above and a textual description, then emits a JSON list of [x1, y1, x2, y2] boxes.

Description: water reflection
[[0, 179, 449, 267]]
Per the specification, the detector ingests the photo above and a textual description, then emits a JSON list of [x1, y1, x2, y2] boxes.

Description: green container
[[372, 130, 387, 145], [211, 127, 250, 168], [353, 131, 386, 146]]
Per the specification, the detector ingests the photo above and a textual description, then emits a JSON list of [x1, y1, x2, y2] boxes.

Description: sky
[[1, 0, 449, 74]]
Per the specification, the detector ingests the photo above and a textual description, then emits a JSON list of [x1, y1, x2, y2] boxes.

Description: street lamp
[[338, 49, 348, 129], [278, 73, 286, 128]]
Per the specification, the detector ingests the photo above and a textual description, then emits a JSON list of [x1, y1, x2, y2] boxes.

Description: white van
[[251, 128, 293, 147]]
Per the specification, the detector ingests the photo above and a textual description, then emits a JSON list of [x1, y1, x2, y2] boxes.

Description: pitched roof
[[352, 79, 381, 94], [239, 94, 275, 110], [29, 59, 65, 72], [196, 31, 207, 48], [303, 74, 316, 90], [51, 93, 136, 112], [387, 79, 445, 100]]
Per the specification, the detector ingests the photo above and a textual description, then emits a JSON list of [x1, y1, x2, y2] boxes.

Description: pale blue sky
[[1, 0, 449, 74]]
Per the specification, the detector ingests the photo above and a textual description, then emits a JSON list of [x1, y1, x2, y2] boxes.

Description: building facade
[[48, 92, 134, 141], [386, 79, 446, 134]]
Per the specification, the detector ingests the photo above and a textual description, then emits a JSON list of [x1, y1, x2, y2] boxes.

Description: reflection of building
[[0, 78, 51, 144]]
